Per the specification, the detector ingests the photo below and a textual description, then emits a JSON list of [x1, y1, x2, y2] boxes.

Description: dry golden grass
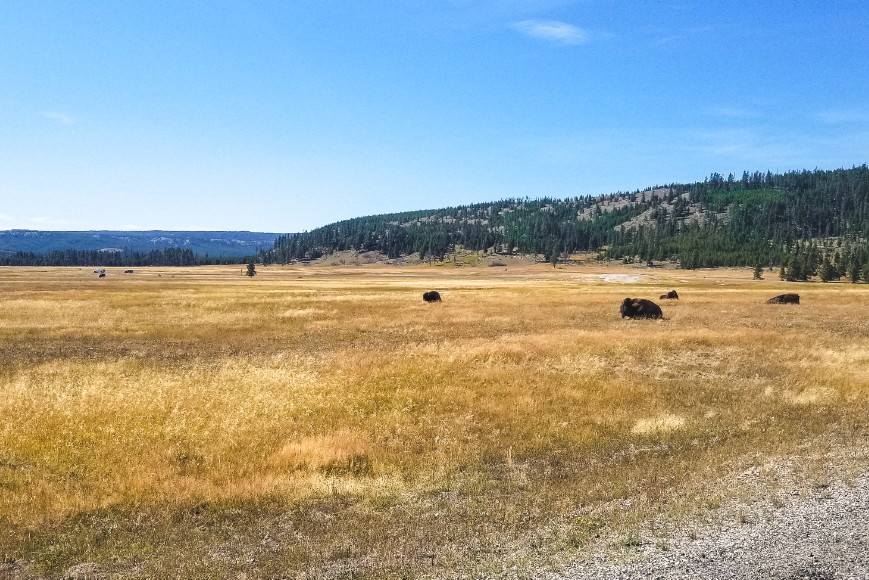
[[0, 263, 867, 577]]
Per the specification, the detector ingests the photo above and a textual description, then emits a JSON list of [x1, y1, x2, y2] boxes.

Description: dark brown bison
[[423, 291, 442, 303], [620, 297, 663, 319], [766, 293, 800, 304], [659, 290, 679, 300]]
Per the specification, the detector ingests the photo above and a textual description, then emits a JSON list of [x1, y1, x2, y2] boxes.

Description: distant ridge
[[0, 230, 282, 258], [262, 165, 869, 277]]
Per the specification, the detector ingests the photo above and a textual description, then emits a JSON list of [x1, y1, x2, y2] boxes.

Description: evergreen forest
[[0, 247, 237, 267], [263, 166, 869, 282]]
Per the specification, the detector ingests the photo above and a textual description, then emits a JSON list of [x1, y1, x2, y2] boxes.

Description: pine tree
[[753, 263, 764, 280], [848, 258, 862, 283], [818, 255, 835, 282], [785, 254, 802, 281]]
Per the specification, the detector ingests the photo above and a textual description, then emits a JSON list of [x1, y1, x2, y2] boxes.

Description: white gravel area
[[547, 453, 869, 580], [583, 274, 650, 283]]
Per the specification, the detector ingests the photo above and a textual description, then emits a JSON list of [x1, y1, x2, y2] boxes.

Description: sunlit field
[[1, 262, 867, 577]]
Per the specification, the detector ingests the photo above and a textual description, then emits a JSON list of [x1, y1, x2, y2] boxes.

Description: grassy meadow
[[1, 262, 867, 577]]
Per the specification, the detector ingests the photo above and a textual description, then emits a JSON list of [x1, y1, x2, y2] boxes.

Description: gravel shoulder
[[547, 443, 869, 580]]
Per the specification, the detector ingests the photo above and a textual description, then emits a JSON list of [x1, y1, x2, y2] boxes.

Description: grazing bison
[[767, 293, 800, 304], [422, 290, 442, 303], [620, 297, 663, 319], [659, 290, 679, 300]]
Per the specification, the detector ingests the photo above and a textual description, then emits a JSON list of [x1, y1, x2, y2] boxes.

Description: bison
[[659, 290, 679, 300], [98, 272, 106, 278], [423, 291, 442, 303], [620, 297, 663, 319], [766, 293, 800, 304]]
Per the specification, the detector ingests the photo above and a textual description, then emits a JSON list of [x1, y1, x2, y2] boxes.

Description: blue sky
[[1, 1, 868, 233]]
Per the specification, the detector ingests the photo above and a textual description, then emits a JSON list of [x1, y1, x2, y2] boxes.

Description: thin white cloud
[[816, 109, 869, 124], [650, 25, 719, 47], [41, 111, 76, 125], [705, 106, 762, 119], [0, 213, 14, 222], [692, 128, 811, 165], [29, 216, 78, 226], [510, 19, 589, 45]]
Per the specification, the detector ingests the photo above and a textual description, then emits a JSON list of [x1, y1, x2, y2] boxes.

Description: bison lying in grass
[[423, 291, 442, 303], [659, 290, 679, 300], [620, 298, 663, 319], [767, 293, 800, 304]]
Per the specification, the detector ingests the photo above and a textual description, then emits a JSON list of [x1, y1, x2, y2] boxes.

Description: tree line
[[263, 165, 869, 280], [0, 247, 249, 267]]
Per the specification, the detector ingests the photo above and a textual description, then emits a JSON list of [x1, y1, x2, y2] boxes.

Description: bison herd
[[617, 291, 801, 320], [86, 272, 803, 315], [426, 288, 802, 318], [93, 269, 135, 278]]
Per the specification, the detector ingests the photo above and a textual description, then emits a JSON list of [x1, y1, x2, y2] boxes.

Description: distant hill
[[263, 166, 869, 280], [0, 230, 281, 258]]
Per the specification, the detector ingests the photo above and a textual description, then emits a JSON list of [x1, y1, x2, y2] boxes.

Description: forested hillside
[[264, 166, 869, 280]]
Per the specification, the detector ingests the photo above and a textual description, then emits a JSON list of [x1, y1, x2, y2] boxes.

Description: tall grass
[[1, 264, 866, 577]]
